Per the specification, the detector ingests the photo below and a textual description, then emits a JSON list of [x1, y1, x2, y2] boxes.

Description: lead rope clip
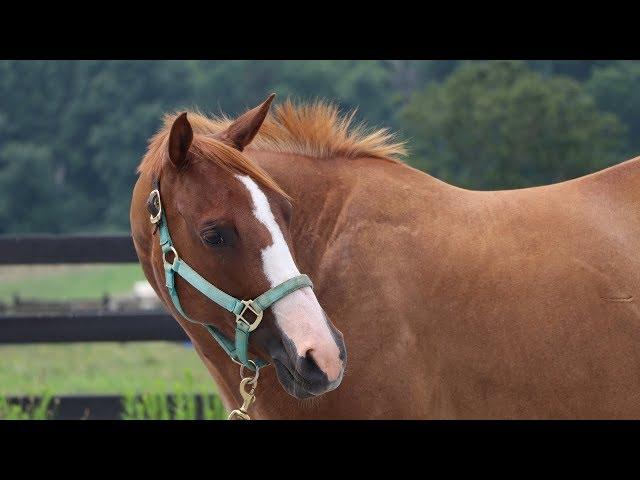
[[228, 361, 259, 420]]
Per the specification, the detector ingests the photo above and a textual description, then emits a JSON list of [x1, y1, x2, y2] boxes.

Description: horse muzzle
[[271, 325, 346, 399]]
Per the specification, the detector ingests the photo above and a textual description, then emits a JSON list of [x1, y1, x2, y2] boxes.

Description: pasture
[[0, 264, 220, 419], [0, 342, 213, 395], [0, 264, 143, 301]]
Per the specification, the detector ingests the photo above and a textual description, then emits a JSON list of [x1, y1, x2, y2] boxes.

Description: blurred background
[[0, 59, 638, 418]]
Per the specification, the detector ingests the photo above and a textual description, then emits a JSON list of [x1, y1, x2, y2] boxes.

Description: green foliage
[[0, 382, 225, 420], [201, 394, 227, 420], [121, 371, 226, 420], [0, 142, 62, 232], [120, 392, 226, 420], [587, 61, 640, 156], [0, 60, 638, 234], [0, 61, 190, 233], [400, 60, 627, 189], [526, 60, 615, 81], [0, 60, 426, 234], [0, 390, 56, 420]]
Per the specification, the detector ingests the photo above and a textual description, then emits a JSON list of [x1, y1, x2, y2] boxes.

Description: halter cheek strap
[[151, 187, 313, 371]]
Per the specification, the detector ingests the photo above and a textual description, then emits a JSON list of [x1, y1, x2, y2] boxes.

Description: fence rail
[[0, 311, 186, 344], [0, 234, 176, 344], [0, 234, 139, 264], [0, 234, 197, 419]]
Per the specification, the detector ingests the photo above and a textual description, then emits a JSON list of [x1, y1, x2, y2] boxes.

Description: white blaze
[[235, 174, 342, 382]]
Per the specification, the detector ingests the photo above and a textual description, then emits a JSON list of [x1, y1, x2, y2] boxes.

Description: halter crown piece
[[147, 181, 313, 372]]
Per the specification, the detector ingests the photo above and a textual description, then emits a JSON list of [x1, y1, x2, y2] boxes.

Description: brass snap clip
[[228, 361, 259, 420]]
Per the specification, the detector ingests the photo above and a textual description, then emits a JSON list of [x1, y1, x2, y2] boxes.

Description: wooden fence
[[0, 234, 199, 419], [0, 234, 187, 343]]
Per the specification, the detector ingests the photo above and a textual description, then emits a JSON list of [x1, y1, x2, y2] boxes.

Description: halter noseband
[[148, 181, 313, 372]]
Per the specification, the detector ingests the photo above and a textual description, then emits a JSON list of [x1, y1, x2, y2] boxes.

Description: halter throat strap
[[149, 183, 313, 371]]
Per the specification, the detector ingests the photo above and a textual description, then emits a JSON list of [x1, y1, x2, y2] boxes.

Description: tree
[[399, 60, 627, 190], [0, 60, 635, 233], [0, 61, 194, 233], [527, 60, 614, 81], [586, 61, 640, 157], [0, 142, 63, 233]]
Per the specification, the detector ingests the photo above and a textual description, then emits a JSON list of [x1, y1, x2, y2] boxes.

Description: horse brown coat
[[131, 101, 640, 418]]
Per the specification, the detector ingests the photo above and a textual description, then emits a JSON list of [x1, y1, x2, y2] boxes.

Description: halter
[[147, 181, 313, 373]]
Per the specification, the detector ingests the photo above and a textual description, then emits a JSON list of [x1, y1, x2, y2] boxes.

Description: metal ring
[[239, 360, 259, 384], [162, 246, 179, 266]]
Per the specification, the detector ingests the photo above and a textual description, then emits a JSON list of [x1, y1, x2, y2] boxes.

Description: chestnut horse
[[131, 94, 640, 419]]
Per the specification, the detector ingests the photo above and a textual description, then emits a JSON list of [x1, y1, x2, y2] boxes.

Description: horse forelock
[[138, 121, 289, 200]]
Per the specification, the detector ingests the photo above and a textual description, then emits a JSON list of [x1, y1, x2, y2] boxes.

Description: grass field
[[0, 342, 216, 396], [0, 265, 215, 397], [0, 264, 146, 301]]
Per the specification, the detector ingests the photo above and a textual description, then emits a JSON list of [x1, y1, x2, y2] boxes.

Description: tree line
[[1, 60, 638, 234]]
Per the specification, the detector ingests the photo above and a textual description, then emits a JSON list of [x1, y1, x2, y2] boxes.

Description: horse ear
[[215, 93, 275, 151], [168, 112, 193, 170]]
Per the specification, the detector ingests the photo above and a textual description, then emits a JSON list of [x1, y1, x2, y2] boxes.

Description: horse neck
[[247, 149, 453, 257], [246, 150, 368, 270]]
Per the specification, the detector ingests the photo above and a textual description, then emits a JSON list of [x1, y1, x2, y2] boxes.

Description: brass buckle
[[149, 189, 162, 224], [235, 300, 263, 332]]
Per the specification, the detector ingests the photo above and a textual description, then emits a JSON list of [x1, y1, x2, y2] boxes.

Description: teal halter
[[148, 185, 313, 372]]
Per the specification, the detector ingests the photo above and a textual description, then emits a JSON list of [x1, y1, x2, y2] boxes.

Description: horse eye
[[203, 229, 225, 247]]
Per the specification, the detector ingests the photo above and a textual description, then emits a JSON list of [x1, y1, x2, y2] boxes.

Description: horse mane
[[137, 98, 407, 196]]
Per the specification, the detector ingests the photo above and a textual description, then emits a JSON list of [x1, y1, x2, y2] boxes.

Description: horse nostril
[[300, 349, 326, 382], [305, 349, 319, 368]]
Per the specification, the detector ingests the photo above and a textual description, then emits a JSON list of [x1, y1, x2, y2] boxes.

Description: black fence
[[1, 234, 198, 419], [0, 234, 140, 264], [0, 234, 186, 343], [0, 311, 187, 344]]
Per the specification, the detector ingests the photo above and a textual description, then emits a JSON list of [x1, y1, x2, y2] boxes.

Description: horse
[[131, 94, 640, 419]]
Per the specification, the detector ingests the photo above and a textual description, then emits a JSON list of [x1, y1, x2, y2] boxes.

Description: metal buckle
[[162, 246, 179, 267], [235, 300, 263, 332], [149, 189, 162, 224]]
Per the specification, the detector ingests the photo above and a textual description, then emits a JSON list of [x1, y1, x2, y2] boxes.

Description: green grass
[[0, 373, 229, 420], [121, 372, 227, 420], [0, 264, 146, 301], [0, 391, 55, 420], [0, 385, 228, 420], [0, 342, 216, 396], [0, 265, 224, 418]]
